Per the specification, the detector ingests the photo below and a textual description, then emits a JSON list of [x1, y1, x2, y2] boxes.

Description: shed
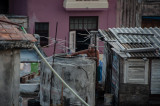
[[0, 15, 36, 106], [99, 27, 160, 105]]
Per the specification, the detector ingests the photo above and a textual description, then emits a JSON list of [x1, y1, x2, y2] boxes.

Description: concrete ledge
[[20, 83, 40, 94], [63, 0, 108, 10]]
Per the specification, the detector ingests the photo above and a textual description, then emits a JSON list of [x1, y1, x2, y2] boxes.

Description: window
[[35, 22, 49, 46], [69, 16, 98, 30], [0, 0, 9, 14], [142, 16, 160, 28], [124, 59, 149, 84]]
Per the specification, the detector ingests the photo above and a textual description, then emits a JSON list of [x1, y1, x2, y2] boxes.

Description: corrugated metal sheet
[[99, 27, 160, 58], [151, 59, 160, 94]]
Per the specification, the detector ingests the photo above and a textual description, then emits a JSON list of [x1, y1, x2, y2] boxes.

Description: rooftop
[[0, 15, 36, 49], [99, 27, 160, 58]]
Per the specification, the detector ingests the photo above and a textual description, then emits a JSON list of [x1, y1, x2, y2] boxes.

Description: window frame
[[124, 59, 149, 84], [69, 16, 98, 31]]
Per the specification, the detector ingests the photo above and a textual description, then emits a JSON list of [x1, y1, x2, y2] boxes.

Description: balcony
[[63, 0, 108, 11]]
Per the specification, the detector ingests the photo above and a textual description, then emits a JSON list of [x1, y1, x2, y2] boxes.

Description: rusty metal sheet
[[13, 27, 21, 33], [10, 34, 26, 41], [0, 16, 37, 43], [0, 33, 12, 40], [2, 24, 12, 29], [0, 28, 6, 33], [24, 34, 37, 42], [0, 24, 3, 28], [5, 28, 16, 34]]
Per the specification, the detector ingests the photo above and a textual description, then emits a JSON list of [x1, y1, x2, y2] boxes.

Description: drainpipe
[[21, 27, 89, 106]]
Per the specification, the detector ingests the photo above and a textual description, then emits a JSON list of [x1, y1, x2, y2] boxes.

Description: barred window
[[70, 16, 98, 30]]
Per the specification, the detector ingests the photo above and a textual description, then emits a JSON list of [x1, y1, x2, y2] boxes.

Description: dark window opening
[[76, 30, 90, 51], [35, 22, 49, 47], [0, 0, 9, 14], [142, 16, 160, 28], [69, 16, 98, 31]]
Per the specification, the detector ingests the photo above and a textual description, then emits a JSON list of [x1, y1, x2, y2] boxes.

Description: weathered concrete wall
[[119, 84, 149, 106], [40, 57, 96, 106], [0, 50, 20, 106]]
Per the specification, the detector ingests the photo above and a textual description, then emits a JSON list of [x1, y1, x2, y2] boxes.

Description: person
[[69, 44, 99, 66]]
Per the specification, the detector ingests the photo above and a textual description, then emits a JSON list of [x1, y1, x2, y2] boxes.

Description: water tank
[[40, 57, 96, 106]]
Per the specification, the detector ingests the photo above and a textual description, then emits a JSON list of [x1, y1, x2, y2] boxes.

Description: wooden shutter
[[124, 59, 149, 84], [151, 59, 160, 94], [69, 31, 76, 53]]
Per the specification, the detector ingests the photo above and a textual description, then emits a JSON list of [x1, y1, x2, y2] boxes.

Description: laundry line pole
[[21, 27, 90, 106]]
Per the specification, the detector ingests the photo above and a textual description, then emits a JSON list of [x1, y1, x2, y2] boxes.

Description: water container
[[104, 93, 113, 106]]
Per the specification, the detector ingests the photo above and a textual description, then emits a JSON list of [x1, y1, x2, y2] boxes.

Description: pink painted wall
[[10, 0, 117, 56]]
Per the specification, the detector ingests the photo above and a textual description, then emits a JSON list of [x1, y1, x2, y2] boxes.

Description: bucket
[[31, 63, 39, 74], [104, 93, 113, 106]]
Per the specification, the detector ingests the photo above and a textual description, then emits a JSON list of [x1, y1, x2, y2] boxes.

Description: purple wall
[[11, 0, 117, 56]]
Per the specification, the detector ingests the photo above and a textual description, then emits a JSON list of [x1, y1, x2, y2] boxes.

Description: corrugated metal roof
[[99, 27, 160, 58], [0, 15, 37, 49]]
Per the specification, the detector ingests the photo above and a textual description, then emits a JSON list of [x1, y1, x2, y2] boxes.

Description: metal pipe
[[52, 22, 58, 64], [20, 26, 89, 106], [21, 26, 27, 34]]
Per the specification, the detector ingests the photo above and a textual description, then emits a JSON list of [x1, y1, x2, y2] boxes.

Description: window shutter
[[69, 31, 76, 53], [124, 59, 148, 84]]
